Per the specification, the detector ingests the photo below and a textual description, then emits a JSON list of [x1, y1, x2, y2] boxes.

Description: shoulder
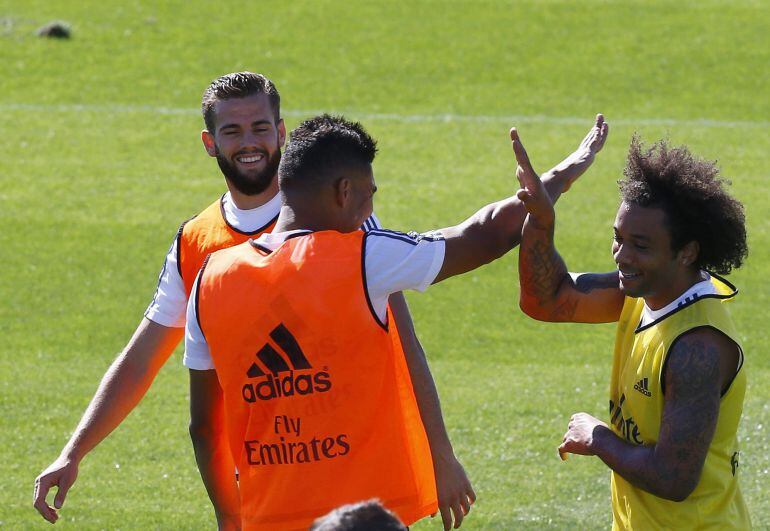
[[665, 328, 737, 396]]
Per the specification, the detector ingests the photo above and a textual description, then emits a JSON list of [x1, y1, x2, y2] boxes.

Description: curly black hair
[[279, 114, 378, 196], [201, 72, 280, 132], [619, 137, 747, 275]]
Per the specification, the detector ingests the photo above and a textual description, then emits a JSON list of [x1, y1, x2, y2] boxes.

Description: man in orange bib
[[34, 73, 470, 529], [187, 114, 609, 529]]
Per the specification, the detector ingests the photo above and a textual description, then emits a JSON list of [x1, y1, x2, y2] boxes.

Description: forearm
[[390, 293, 454, 459], [190, 429, 241, 524], [591, 426, 690, 501], [61, 322, 183, 462], [518, 214, 571, 319]]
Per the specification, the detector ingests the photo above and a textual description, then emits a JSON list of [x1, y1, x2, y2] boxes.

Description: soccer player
[[185, 114, 608, 530], [515, 134, 751, 529], [33, 72, 475, 528]]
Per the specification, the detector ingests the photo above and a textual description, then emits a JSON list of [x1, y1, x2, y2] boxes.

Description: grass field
[[1, 0, 769, 528]]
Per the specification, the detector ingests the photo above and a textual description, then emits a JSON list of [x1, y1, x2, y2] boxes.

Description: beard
[[215, 146, 281, 196]]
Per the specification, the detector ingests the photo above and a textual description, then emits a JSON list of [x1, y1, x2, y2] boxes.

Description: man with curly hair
[[515, 135, 750, 529]]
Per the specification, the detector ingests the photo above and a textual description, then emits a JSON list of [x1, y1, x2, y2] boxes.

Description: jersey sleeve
[[144, 233, 188, 328], [183, 271, 214, 370], [363, 229, 446, 322]]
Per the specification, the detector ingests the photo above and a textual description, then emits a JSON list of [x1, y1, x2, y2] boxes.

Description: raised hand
[[512, 127, 555, 230], [556, 113, 609, 193]]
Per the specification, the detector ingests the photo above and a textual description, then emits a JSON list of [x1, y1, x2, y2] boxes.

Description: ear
[[333, 178, 352, 208], [201, 130, 217, 158], [678, 240, 700, 267], [277, 119, 287, 147]]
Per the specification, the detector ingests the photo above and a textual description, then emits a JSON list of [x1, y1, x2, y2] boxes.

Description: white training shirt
[[183, 229, 446, 370], [144, 191, 381, 328]]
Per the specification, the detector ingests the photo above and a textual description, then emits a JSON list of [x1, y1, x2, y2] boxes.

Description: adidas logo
[[634, 377, 652, 397], [242, 323, 332, 402]]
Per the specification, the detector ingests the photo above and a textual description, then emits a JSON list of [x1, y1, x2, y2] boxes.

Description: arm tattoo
[[572, 273, 620, 293], [519, 224, 571, 316], [593, 332, 722, 500]]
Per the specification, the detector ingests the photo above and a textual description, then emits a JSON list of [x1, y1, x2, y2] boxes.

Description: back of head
[[278, 114, 378, 199], [310, 499, 407, 531], [201, 71, 281, 131], [618, 136, 748, 274]]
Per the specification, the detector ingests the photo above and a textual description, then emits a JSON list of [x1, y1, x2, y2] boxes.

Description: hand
[[558, 412, 609, 459], [512, 128, 555, 230], [33, 455, 79, 523], [432, 454, 476, 530], [555, 113, 610, 193]]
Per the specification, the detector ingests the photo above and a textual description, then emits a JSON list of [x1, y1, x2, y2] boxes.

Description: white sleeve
[[364, 229, 446, 322], [183, 272, 214, 370], [144, 234, 188, 328]]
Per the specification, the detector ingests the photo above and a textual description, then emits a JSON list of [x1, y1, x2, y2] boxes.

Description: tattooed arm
[[514, 123, 623, 323], [559, 328, 738, 500]]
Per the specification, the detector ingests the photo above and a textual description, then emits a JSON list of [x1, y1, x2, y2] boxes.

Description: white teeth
[[238, 154, 264, 163]]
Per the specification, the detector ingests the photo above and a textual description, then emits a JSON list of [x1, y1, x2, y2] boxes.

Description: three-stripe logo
[[242, 323, 332, 403], [634, 377, 652, 397]]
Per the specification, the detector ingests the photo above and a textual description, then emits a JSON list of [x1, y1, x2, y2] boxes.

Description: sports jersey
[[144, 192, 380, 328], [191, 230, 443, 530], [184, 228, 445, 369], [610, 272, 750, 530]]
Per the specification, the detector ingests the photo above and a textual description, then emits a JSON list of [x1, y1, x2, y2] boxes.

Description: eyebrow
[[613, 226, 651, 241]]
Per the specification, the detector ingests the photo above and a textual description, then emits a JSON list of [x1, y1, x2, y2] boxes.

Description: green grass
[[1, 0, 768, 528]]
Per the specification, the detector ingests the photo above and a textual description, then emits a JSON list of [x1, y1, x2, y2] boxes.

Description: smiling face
[[202, 93, 286, 196], [612, 201, 698, 309]]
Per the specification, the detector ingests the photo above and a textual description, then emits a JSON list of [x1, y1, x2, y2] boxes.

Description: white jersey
[[184, 229, 446, 370], [144, 191, 381, 328]]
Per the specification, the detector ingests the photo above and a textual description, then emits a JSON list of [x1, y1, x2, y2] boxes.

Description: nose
[[613, 241, 632, 266]]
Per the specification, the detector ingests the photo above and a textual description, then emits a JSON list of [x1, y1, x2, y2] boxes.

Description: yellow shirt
[[610, 274, 750, 530]]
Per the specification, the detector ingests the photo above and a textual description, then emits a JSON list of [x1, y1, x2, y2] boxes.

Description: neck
[[644, 268, 704, 311], [273, 204, 341, 233], [226, 178, 279, 210]]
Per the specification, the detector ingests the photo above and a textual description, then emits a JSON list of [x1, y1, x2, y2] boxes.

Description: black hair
[[619, 136, 747, 274], [278, 114, 378, 196], [201, 72, 280, 132], [310, 499, 406, 531]]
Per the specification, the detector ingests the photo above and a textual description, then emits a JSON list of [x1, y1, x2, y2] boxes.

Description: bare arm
[[389, 292, 475, 530], [559, 328, 737, 501], [514, 118, 623, 323], [34, 318, 183, 523], [189, 369, 241, 530], [434, 115, 609, 284]]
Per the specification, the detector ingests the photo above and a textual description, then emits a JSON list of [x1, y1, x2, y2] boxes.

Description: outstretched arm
[[558, 328, 738, 501], [389, 292, 475, 530], [434, 115, 609, 284], [515, 117, 623, 323], [189, 369, 241, 530], [34, 318, 183, 523]]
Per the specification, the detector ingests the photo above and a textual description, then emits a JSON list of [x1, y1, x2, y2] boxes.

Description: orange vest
[[177, 195, 278, 295], [196, 231, 438, 531]]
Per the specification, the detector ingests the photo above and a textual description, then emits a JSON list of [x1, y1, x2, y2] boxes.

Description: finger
[[54, 474, 74, 509], [440, 504, 453, 531], [467, 484, 477, 504], [516, 189, 532, 203], [559, 448, 570, 461], [595, 113, 604, 128], [452, 501, 465, 528], [510, 128, 534, 174], [460, 494, 471, 515]]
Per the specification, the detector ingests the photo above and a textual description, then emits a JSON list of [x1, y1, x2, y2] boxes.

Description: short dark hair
[[310, 499, 406, 531], [201, 72, 280, 132], [619, 136, 748, 274], [278, 114, 378, 197]]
